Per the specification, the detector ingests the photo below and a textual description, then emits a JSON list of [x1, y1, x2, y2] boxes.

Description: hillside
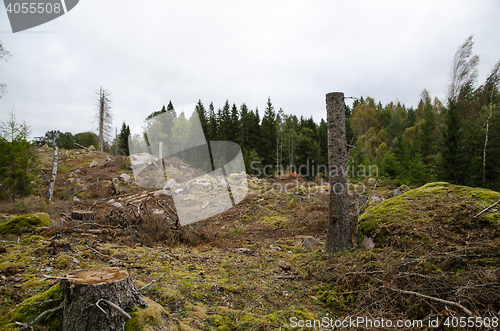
[[0, 147, 499, 330]]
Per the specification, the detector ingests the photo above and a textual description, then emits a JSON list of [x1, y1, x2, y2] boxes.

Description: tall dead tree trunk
[[325, 92, 352, 254], [47, 147, 58, 201], [61, 267, 145, 331]]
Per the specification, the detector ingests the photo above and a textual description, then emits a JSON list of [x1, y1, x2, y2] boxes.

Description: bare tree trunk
[[47, 147, 58, 201], [483, 89, 493, 186], [114, 127, 118, 156], [99, 87, 105, 152], [325, 92, 352, 254]]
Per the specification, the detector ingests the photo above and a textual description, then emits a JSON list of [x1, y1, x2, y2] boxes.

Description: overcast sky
[[0, 0, 499, 139]]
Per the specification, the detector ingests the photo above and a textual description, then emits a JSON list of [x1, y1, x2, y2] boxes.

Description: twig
[[17, 304, 63, 331], [384, 285, 473, 317], [155, 199, 179, 226], [85, 244, 121, 262], [474, 198, 500, 218], [274, 275, 303, 280], [96, 299, 131, 319], [360, 179, 379, 213], [19, 298, 62, 307], [139, 272, 168, 291], [42, 275, 85, 281]]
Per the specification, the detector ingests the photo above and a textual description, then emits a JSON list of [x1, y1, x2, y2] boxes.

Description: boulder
[[119, 173, 131, 183], [392, 184, 410, 197]]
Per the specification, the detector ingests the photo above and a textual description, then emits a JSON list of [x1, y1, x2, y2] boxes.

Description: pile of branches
[[308, 245, 500, 328], [46, 193, 212, 246]]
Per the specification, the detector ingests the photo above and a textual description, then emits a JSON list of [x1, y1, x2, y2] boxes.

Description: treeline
[[34, 36, 500, 192]]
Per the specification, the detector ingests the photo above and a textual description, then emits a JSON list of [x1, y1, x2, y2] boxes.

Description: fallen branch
[[96, 299, 131, 319], [274, 275, 303, 280], [474, 198, 500, 218], [155, 199, 179, 226], [359, 179, 379, 213], [385, 285, 473, 317], [17, 304, 63, 331], [73, 142, 88, 150], [85, 244, 121, 262], [19, 298, 62, 307], [139, 272, 168, 291]]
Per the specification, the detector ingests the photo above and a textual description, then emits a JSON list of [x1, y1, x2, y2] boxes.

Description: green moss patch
[[0, 213, 52, 236], [358, 182, 500, 250], [0, 283, 62, 331]]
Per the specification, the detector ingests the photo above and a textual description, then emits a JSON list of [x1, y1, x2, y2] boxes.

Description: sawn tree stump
[[61, 267, 146, 331]]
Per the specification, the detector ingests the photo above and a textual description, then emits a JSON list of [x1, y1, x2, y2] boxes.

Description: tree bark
[[47, 147, 58, 201], [325, 92, 352, 254], [61, 267, 145, 331]]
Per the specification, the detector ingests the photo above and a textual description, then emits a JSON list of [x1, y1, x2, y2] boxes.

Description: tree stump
[[61, 267, 146, 331], [71, 210, 96, 220]]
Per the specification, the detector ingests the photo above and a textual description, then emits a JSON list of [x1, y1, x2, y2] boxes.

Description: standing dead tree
[[0, 38, 11, 98], [325, 92, 353, 254], [96, 87, 113, 152]]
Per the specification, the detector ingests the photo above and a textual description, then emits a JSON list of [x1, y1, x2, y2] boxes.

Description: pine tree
[[195, 100, 209, 139], [118, 122, 131, 156], [0, 111, 37, 202], [260, 97, 277, 171], [208, 102, 217, 141]]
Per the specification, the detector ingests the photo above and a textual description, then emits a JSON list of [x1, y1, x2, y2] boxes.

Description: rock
[[119, 173, 131, 183], [174, 188, 184, 194], [72, 196, 80, 202], [89, 160, 98, 168], [236, 248, 253, 254], [164, 178, 178, 189], [153, 189, 172, 197], [367, 177, 376, 184], [369, 195, 385, 204], [112, 178, 119, 185], [293, 235, 320, 248], [361, 236, 375, 249], [392, 185, 410, 197], [88, 145, 96, 151], [110, 202, 123, 209]]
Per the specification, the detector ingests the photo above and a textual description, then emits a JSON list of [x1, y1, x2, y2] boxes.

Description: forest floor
[[0, 147, 499, 330]]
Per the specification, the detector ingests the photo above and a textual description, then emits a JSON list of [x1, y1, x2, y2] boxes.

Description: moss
[[0, 283, 62, 331], [258, 215, 289, 227], [0, 213, 52, 236], [358, 182, 500, 249], [20, 235, 46, 245], [0, 262, 24, 275], [54, 254, 73, 269], [125, 297, 171, 331]]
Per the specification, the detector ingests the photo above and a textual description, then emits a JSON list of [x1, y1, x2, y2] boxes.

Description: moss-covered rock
[[358, 182, 500, 249], [0, 213, 52, 236]]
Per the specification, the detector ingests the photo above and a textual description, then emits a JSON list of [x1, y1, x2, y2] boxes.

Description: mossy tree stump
[[61, 267, 145, 331]]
